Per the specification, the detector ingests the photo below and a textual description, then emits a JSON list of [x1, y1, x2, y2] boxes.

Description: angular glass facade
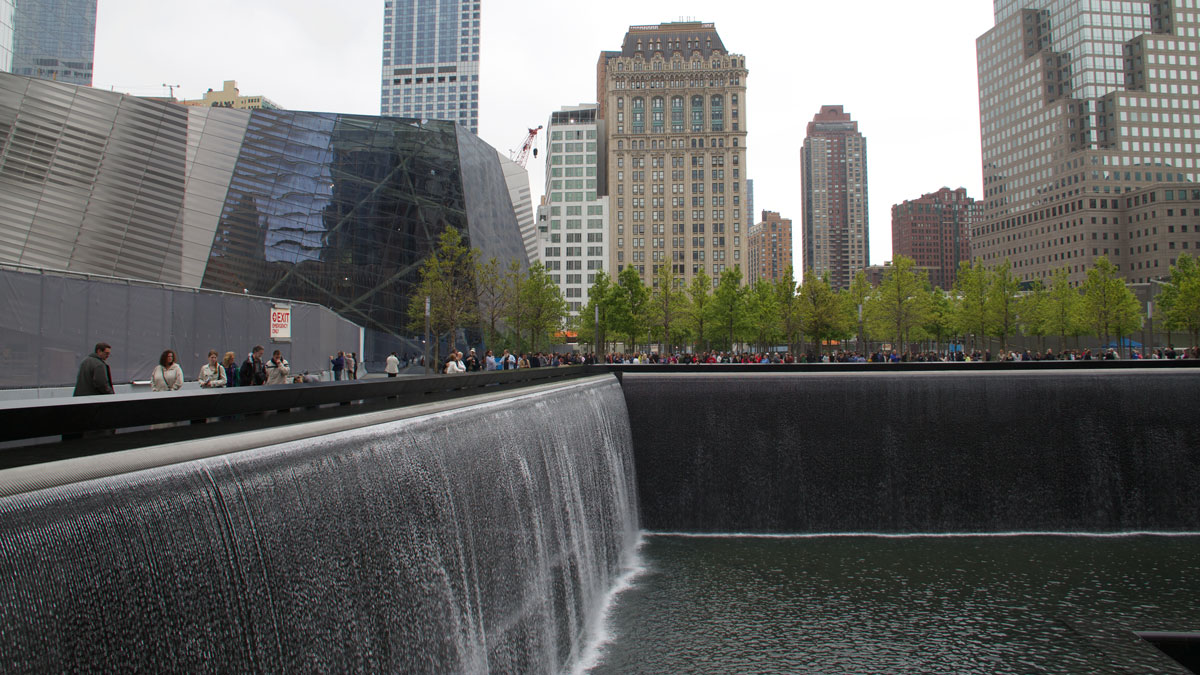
[[0, 73, 527, 363]]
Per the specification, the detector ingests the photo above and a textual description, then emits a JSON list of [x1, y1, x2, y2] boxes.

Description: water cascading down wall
[[0, 376, 638, 673], [2, 367, 1199, 672]]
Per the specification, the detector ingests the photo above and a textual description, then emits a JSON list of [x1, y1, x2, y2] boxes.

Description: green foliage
[[474, 256, 506, 347], [744, 280, 780, 351], [923, 288, 956, 352], [953, 259, 989, 353], [407, 227, 478, 364], [1080, 256, 1142, 349], [774, 267, 803, 354], [987, 259, 1021, 353], [797, 271, 843, 354], [1045, 267, 1085, 350], [1159, 253, 1200, 347], [865, 256, 930, 351], [708, 267, 747, 350], [577, 269, 614, 351], [1016, 279, 1051, 352], [844, 270, 872, 351], [610, 265, 649, 351], [647, 265, 689, 351], [518, 262, 568, 351], [686, 270, 713, 350]]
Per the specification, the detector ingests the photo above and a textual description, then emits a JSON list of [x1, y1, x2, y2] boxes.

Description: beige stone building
[[975, 1, 1200, 285], [182, 80, 280, 110], [597, 21, 748, 288]]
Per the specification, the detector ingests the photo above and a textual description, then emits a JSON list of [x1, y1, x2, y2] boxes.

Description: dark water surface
[[587, 534, 1200, 674]]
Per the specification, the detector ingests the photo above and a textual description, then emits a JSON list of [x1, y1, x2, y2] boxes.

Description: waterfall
[[0, 375, 639, 673]]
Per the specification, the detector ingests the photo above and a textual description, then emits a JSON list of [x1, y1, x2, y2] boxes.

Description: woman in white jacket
[[198, 349, 227, 388], [151, 349, 184, 392]]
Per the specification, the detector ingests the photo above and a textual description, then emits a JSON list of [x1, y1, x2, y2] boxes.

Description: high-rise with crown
[[801, 105, 868, 289], [380, 0, 480, 133], [597, 21, 748, 288], [975, 0, 1200, 285], [4, 0, 95, 86]]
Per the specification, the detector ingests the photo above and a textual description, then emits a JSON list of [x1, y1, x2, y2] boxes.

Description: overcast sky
[[94, 0, 997, 273]]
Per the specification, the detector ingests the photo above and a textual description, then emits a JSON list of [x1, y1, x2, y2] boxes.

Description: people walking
[[198, 350, 227, 388], [265, 349, 290, 385], [151, 349, 184, 392], [385, 352, 400, 377], [241, 346, 268, 386], [74, 342, 114, 396]]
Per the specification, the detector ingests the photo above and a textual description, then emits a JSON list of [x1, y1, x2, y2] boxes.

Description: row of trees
[[408, 227, 1200, 359]]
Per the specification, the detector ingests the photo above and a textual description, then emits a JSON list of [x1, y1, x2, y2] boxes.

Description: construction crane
[[510, 125, 542, 168]]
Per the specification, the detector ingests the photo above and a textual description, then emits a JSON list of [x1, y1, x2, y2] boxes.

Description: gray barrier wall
[[622, 369, 1200, 533], [0, 265, 363, 388]]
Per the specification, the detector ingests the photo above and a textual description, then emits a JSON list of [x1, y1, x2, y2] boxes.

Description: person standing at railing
[[198, 350, 227, 388], [241, 346, 268, 386], [385, 352, 400, 377], [74, 342, 114, 396], [265, 349, 290, 385], [222, 352, 240, 388], [151, 350, 184, 392], [330, 351, 345, 380]]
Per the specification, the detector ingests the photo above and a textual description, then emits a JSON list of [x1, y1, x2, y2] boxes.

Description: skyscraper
[[597, 21, 748, 287], [4, 0, 96, 86], [891, 187, 980, 290], [975, 0, 1200, 285], [537, 104, 609, 316], [800, 105, 868, 289], [747, 210, 792, 285], [380, 0, 480, 134]]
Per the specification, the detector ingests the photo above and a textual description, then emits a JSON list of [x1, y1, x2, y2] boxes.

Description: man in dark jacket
[[74, 342, 114, 396], [240, 345, 268, 386]]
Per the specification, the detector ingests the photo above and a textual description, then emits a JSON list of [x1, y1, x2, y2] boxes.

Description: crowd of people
[[72, 343, 337, 396]]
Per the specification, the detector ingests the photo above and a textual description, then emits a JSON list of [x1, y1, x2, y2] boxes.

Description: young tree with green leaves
[[518, 262, 568, 351], [708, 267, 747, 351], [774, 267, 803, 355], [745, 279, 781, 352], [797, 271, 843, 355], [577, 269, 614, 352], [502, 258, 526, 351], [474, 255, 507, 347], [953, 259, 990, 354], [987, 259, 1021, 354], [647, 265, 689, 353], [1017, 279, 1051, 354], [1159, 253, 1200, 348], [1045, 267, 1084, 352], [407, 227, 478, 367], [686, 270, 713, 351], [923, 288, 956, 353], [610, 265, 649, 352], [845, 270, 872, 353], [866, 255, 931, 354], [1080, 256, 1141, 352]]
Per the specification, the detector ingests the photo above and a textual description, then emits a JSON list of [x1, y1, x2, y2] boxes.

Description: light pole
[[424, 296, 431, 375]]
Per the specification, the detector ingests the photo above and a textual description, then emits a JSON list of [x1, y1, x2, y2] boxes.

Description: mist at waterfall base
[[586, 534, 1200, 674], [0, 378, 639, 673]]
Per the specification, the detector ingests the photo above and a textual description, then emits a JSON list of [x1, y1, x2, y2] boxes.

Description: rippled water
[[587, 534, 1200, 674]]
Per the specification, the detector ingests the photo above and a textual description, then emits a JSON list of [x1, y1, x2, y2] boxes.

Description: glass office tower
[[8, 0, 95, 86], [381, 0, 480, 134]]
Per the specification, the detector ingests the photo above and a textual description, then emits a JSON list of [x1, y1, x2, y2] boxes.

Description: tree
[[502, 259, 526, 351], [953, 259, 990, 354], [1159, 253, 1200, 348], [774, 267, 803, 356], [923, 288, 956, 353], [686, 270, 713, 351], [474, 256, 507, 347], [646, 265, 688, 353], [1045, 267, 1084, 352], [578, 269, 615, 353], [866, 255, 930, 353], [1080, 256, 1141, 352], [797, 271, 842, 355], [845, 270, 872, 354], [518, 262, 568, 351], [1017, 279, 1051, 354], [610, 265, 649, 352], [987, 259, 1021, 355], [708, 267, 747, 351], [407, 227, 478, 367], [744, 280, 780, 352]]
